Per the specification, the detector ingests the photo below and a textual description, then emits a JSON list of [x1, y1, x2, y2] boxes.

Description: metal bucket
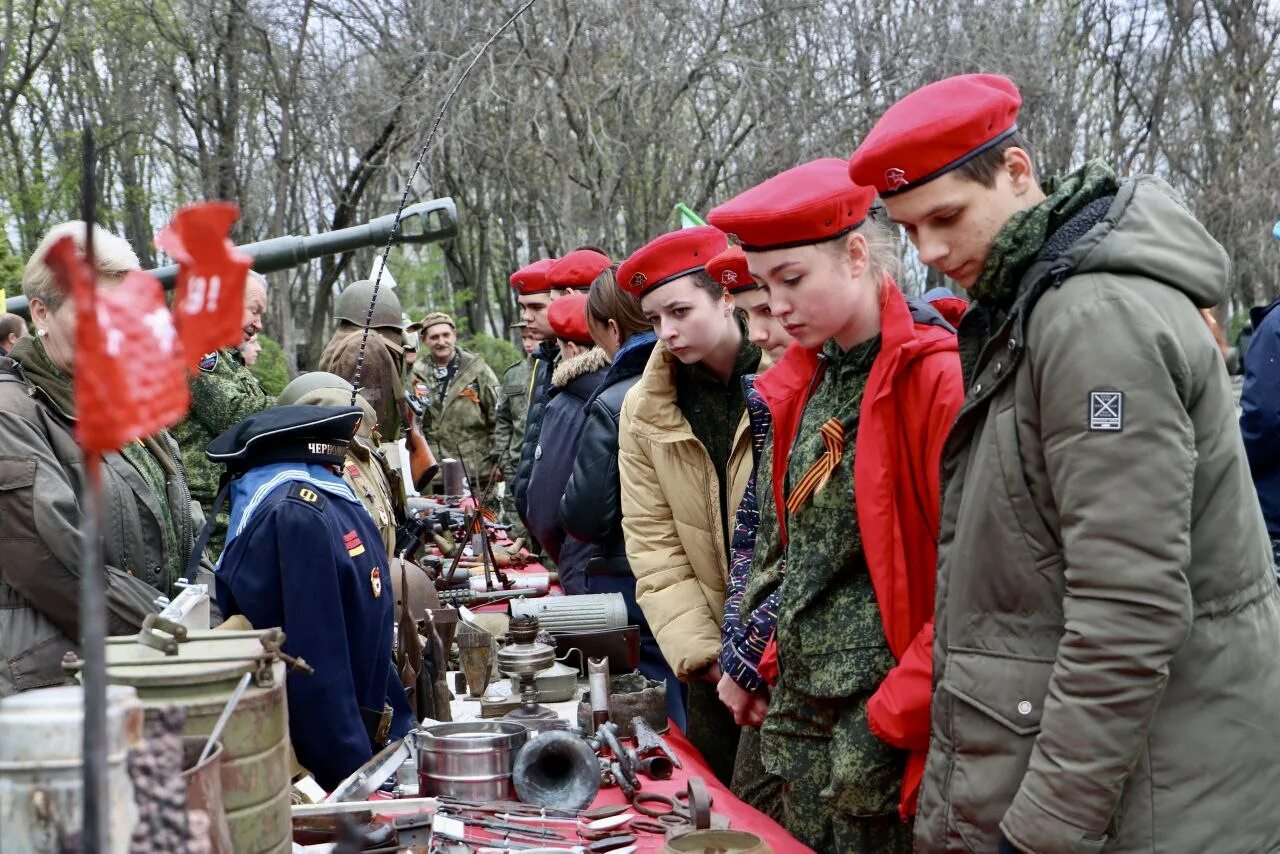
[[102, 630, 292, 853], [0, 684, 143, 853], [416, 721, 529, 801]]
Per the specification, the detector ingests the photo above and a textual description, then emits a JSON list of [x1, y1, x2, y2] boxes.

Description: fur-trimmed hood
[[552, 346, 610, 389]]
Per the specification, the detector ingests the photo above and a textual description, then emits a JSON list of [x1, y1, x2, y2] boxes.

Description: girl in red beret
[[707, 159, 965, 852], [614, 225, 763, 786]]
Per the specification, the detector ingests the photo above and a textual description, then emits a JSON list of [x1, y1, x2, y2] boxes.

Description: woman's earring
[[36, 328, 47, 337]]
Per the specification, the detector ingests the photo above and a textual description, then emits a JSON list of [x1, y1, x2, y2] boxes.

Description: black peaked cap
[[206, 405, 361, 473]]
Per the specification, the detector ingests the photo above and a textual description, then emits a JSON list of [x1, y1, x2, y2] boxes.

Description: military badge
[[884, 168, 909, 191], [370, 566, 382, 598], [198, 351, 219, 372], [629, 271, 648, 289], [343, 529, 366, 558]]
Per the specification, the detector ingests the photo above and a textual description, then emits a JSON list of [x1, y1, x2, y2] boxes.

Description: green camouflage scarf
[[969, 159, 1120, 306]]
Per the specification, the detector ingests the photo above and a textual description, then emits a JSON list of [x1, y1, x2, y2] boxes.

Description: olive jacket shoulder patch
[[1089, 390, 1123, 431]]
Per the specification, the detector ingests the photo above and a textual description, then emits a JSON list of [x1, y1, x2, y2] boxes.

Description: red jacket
[[754, 280, 964, 818]]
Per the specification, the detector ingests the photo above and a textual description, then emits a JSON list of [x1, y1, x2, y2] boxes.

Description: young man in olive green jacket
[[851, 74, 1280, 854]]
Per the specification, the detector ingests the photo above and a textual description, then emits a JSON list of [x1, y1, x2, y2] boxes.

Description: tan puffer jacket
[[618, 342, 753, 679]]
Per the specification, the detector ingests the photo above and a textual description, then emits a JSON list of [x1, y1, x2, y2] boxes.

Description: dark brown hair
[[687, 269, 726, 300], [587, 264, 649, 341], [954, 130, 1034, 188]]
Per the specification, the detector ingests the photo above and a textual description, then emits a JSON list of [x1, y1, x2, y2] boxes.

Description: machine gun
[[5, 197, 458, 318]]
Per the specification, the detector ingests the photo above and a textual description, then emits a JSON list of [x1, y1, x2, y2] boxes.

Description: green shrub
[[251, 335, 290, 397], [460, 333, 522, 378]]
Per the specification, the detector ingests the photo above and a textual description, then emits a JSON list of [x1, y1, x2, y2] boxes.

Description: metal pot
[[415, 721, 529, 801], [508, 661, 580, 703]]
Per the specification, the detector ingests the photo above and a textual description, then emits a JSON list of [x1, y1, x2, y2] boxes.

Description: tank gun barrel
[[4, 196, 457, 318]]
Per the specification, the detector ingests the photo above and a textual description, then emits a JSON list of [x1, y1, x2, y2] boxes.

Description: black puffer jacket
[[513, 340, 558, 527], [526, 346, 609, 594], [560, 332, 658, 575]]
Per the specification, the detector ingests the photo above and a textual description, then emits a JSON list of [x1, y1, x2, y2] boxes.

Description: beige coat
[[916, 176, 1280, 853], [618, 342, 753, 678]]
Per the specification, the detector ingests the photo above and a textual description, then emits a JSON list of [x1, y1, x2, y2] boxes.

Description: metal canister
[[416, 721, 529, 801], [510, 593, 628, 633], [102, 630, 292, 853], [0, 684, 143, 853]]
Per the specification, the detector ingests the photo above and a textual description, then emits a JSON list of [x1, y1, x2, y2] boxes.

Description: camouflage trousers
[[731, 724, 786, 824], [761, 684, 910, 853], [684, 679, 740, 786]]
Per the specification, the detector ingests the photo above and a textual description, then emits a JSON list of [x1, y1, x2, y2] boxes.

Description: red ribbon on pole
[[155, 201, 253, 372]]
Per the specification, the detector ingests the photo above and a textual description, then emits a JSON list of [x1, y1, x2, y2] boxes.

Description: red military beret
[[848, 73, 1022, 196], [546, 292, 593, 346], [509, 258, 557, 294], [547, 249, 611, 290], [617, 226, 727, 297], [707, 159, 877, 251], [705, 245, 757, 293]]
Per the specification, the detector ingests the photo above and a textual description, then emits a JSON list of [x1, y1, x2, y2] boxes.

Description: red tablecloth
[[450, 559, 809, 850], [589, 723, 812, 853]]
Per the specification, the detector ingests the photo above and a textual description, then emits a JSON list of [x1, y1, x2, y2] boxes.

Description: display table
[[415, 549, 811, 850], [438, 679, 810, 853]]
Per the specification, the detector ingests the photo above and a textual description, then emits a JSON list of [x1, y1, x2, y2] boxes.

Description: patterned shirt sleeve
[[719, 452, 784, 693]]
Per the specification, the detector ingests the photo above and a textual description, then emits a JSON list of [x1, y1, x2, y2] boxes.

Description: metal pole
[[80, 454, 109, 852], [79, 129, 109, 854]]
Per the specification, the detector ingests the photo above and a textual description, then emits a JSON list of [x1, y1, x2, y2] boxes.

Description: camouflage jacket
[[755, 335, 904, 820], [171, 348, 275, 522], [493, 356, 533, 479], [417, 347, 499, 490]]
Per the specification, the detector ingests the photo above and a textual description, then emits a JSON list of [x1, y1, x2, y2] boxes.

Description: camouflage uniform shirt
[[754, 335, 911, 853], [416, 347, 500, 493], [492, 356, 533, 480], [170, 348, 275, 555]]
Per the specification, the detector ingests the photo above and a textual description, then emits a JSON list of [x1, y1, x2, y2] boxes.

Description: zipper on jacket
[[166, 433, 195, 596]]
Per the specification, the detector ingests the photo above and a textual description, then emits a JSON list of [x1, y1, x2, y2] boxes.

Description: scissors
[[630, 778, 712, 833]]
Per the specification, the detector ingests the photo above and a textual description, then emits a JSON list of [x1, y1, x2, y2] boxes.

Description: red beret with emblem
[[848, 73, 1022, 196], [705, 245, 757, 293], [707, 159, 877, 251], [617, 226, 727, 297], [546, 292, 593, 345], [547, 249, 611, 290], [509, 257, 557, 294]]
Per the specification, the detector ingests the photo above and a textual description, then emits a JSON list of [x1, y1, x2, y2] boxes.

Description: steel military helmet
[[333, 279, 405, 330], [278, 371, 378, 439], [278, 371, 356, 406]]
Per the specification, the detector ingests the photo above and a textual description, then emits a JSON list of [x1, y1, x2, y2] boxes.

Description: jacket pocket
[[941, 649, 1054, 851], [0, 456, 39, 541], [992, 405, 1060, 559], [4, 627, 76, 693]]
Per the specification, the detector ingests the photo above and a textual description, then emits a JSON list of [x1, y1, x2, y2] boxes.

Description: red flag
[[43, 238, 190, 453], [155, 202, 253, 372]]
